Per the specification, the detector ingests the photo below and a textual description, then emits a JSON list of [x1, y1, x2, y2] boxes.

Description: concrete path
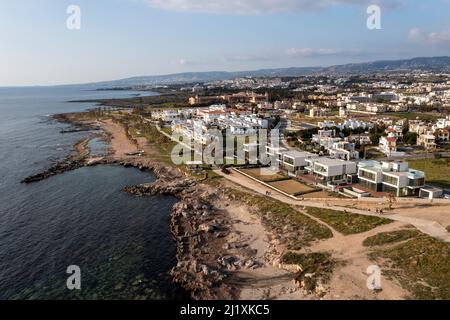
[[215, 169, 450, 243]]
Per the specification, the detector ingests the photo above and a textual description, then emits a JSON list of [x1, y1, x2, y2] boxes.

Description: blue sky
[[0, 0, 449, 86]]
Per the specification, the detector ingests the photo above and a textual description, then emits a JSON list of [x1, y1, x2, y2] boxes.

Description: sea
[[0, 86, 185, 299]]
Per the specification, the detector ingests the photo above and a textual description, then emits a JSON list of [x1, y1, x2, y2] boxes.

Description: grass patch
[[368, 234, 450, 300], [226, 189, 332, 249], [408, 158, 450, 189], [383, 112, 440, 121], [305, 207, 392, 235], [119, 116, 180, 166], [281, 252, 335, 294], [447, 226, 450, 233], [363, 229, 420, 247]]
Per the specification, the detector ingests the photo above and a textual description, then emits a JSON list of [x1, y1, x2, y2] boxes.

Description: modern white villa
[[279, 151, 318, 176], [305, 158, 357, 183], [358, 160, 426, 197]]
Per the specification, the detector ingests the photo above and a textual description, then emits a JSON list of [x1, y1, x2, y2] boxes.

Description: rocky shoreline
[[21, 139, 90, 184], [121, 159, 238, 300], [21, 115, 242, 299]]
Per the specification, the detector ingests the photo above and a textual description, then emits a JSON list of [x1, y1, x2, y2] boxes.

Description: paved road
[[216, 169, 450, 243]]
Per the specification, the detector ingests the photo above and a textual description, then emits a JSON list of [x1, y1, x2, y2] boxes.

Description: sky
[[0, 0, 449, 86]]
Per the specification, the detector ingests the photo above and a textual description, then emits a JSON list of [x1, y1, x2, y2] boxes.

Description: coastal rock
[[198, 224, 217, 233]]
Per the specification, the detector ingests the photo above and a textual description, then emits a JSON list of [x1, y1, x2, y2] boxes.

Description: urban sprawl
[[142, 73, 450, 201]]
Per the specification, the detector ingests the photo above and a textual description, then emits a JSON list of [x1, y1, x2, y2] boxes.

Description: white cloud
[[223, 53, 276, 62], [286, 47, 363, 58], [141, 0, 401, 15], [409, 27, 450, 48], [171, 58, 198, 65]]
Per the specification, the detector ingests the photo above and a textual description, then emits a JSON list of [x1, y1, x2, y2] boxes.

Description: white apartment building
[[280, 151, 318, 176], [312, 130, 341, 149], [305, 158, 357, 183], [328, 141, 359, 161], [432, 116, 450, 131], [243, 142, 261, 164], [358, 160, 425, 197], [152, 110, 180, 123]]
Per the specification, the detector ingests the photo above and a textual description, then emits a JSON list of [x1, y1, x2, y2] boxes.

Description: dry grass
[[305, 207, 392, 235], [363, 229, 420, 247], [408, 157, 450, 189], [240, 168, 288, 183], [368, 233, 450, 300], [268, 179, 315, 196], [226, 189, 332, 250]]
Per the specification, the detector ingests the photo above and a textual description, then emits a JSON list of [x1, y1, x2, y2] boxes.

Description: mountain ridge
[[88, 56, 450, 88]]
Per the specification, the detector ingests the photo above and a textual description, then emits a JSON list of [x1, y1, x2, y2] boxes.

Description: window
[[359, 170, 376, 181], [383, 175, 398, 186], [284, 157, 294, 165], [408, 178, 425, 187]]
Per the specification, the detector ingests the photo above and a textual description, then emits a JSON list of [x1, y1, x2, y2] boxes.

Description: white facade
[[329, 141, 359, 161], [357, 160, 426, 197], [281, 151, 318, 174], [305, 158, 357, 182]]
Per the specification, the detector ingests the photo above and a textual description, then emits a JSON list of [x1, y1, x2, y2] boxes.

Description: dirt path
[[219, 177, 411, 299], [216, 170, 450, 243], [305, 217, 410, 300], [214, 200, 307, 300]]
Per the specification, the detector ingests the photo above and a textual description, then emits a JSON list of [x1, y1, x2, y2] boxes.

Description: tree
[[403, 132, 418, 145], [369, 124, 386, 146]]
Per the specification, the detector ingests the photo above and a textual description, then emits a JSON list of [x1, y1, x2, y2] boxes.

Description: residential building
[[305, 158, 357, 183], [436, 128, 450, 142], [357, 160, 426, 197], [329, 141, 359, 161], [280, 151, 317, 176], [243, 142, 260, 164], [419, 186, 444, 200], [266, 145, 287, 165], [379, 134, 397, 155], [432, 116, 450, 131], [417, 131, 436, 150]]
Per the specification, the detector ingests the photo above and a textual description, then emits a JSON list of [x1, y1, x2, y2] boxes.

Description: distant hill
[[319, 56, 450, 75], [87, 56, 450, 88], [91, 67, 321, 88]]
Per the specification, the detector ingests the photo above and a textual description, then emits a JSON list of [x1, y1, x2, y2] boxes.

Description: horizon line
[[1, 55, 449, 88]]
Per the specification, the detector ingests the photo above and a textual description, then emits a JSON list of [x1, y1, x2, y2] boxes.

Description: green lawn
[[408, 158, 450, 189], [383, 112, 440, 121], [305, 207, 392, 235]]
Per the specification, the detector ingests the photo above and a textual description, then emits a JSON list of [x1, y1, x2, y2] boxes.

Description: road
[[215, 169, 450, 243]]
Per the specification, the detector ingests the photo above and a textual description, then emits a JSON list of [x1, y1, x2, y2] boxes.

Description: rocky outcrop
[[21, 158, 86, 183], [21, 139, 90, 184], [122, 160, 239, 300]]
